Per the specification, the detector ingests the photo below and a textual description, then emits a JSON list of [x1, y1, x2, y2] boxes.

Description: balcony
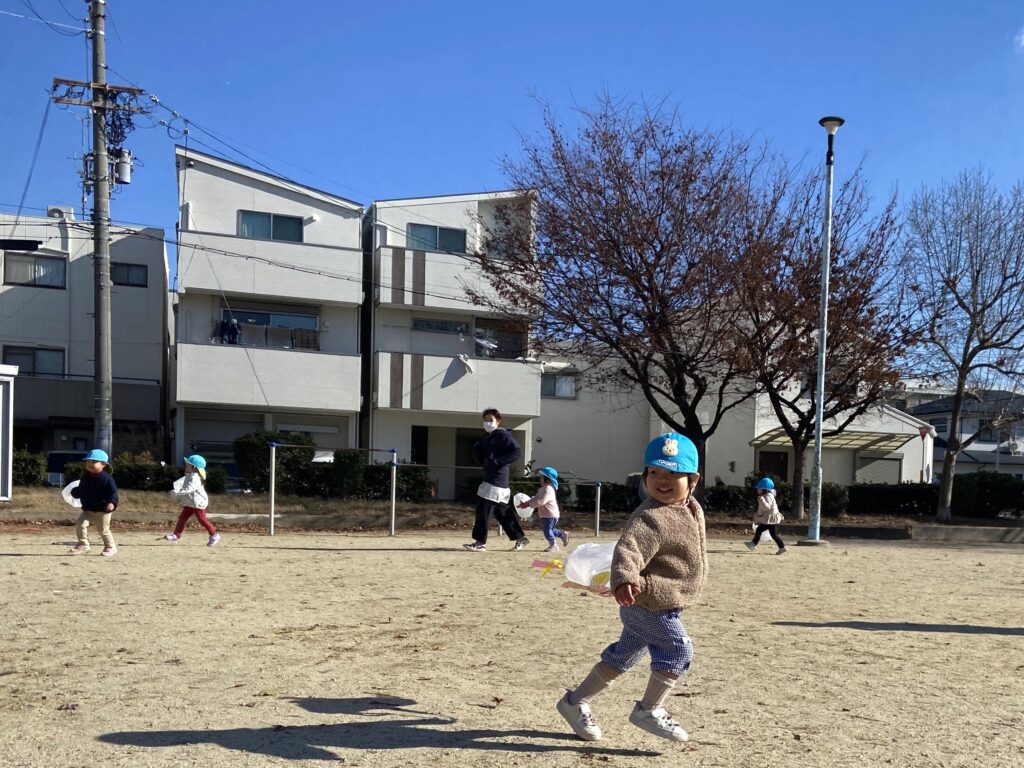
[[376, 246, 503, 313], [177, 231, 362, 305], [177, 343, 360, 412], [375, 351, 541, 417]]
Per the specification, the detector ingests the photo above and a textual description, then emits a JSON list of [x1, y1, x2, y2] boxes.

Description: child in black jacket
[[68, 449, 119, 557]]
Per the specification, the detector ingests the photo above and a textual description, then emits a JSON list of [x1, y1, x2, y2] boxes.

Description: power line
[[11, 97, 53, 231], [3, 1, 84, 34]]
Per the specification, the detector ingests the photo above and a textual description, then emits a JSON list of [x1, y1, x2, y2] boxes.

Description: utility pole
[[52, 1, 143, 456], [90, 0, 112, 455]]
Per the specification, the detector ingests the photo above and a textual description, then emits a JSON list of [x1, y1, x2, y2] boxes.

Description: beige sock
[[640, 670, 678, 710], [568, 662, 620, 704]]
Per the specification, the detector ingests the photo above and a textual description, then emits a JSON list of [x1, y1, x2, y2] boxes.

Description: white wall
[[178, 151, 362, 248]]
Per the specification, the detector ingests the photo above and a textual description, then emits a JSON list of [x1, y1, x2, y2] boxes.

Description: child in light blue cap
[[556, 432, 707, 744], [517, 466, 568, 552]]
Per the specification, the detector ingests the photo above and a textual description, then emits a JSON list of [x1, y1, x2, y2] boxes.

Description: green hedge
[[707, 479, 849, 518], [65, 451, 183, 492], [575, 481, 639, 513], [13, 450, 46, 486], [233, 432, 317, 494], [847, 483, 936, 516], [950, 472, 1024, 518]]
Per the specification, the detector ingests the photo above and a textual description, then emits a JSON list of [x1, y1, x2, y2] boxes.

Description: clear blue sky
[[4, 1, 1024, 277]]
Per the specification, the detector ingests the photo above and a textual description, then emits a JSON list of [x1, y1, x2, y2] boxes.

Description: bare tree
[[904, 170, 1024, 521], [732, 168, 913, 517], [466, 99, 773, 475]]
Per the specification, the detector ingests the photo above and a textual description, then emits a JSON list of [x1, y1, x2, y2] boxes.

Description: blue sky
[[4, 1, 1024, 276]]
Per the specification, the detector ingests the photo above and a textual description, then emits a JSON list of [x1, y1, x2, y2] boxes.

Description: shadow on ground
[[99, 696, 661, 761], [774, 620, 1024, 636]]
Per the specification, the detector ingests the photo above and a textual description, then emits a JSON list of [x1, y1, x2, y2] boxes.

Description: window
[[541, 374, 577, 399], [224, 307, 318, 330], [474, 317, 527, 359], [408, 223, 467, 253], [411, 425, 429, 465], [3, 252, 66, 288], [2, 346, 64, 376], [237, 210, 304, 243], [977, 419, 1000, 443], [411, 317, 469, 335], [928, 418, 948, 434], [111, 262, 148, 287]]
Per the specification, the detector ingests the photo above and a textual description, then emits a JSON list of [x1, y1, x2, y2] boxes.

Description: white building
[[0, 208, 168, 454], [912, 391, 1024, 480], [364, 192, 541, 498], [531, 364, 935, 488], [172, 147, 364, 470]]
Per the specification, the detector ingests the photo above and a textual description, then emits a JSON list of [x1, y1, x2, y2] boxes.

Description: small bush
[[331, 449, 366, 498], [706, 484, 754, 515], [205, 467, 228, 495], [367, 462, 432, 502], [576, 481, 639, 513], [847, 483, 937, 516], [233, 432, 316, 494], [13, 450, 46, 486]]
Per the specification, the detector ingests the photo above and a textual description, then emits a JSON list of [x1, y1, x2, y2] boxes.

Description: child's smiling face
[[645, 466, 698, 505]]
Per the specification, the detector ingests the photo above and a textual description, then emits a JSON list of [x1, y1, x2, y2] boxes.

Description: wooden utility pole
[[51, 1, 143, 455]]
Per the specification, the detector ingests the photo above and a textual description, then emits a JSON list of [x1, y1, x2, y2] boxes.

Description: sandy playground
[[0, 527, 1021, 768]]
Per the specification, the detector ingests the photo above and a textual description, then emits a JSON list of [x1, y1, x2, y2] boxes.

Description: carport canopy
[[750, 428, 918, 453]]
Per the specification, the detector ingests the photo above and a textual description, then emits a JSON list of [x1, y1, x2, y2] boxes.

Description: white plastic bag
[[513, 492, 533, 519], [61, 480, 82, 509], [172, 475, 186, 492], [564, 542, 616, 589]]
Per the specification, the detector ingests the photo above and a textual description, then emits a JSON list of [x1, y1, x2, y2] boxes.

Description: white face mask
[[482, 421, 497, 433]]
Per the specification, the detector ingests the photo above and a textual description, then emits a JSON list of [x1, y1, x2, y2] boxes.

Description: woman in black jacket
[[464, 408, 529, 552]]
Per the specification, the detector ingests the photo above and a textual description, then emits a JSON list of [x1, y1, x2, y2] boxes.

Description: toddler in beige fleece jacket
[[556, 432, 707, 744]]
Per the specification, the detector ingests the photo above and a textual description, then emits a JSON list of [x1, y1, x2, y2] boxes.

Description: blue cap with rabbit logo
[[643, 433, 698, 474]]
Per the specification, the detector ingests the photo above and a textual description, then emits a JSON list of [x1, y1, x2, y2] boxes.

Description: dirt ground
[[0, 526, 1021, 768]]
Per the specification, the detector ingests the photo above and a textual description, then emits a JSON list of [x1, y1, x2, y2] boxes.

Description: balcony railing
[[209, 320, 320, 351]]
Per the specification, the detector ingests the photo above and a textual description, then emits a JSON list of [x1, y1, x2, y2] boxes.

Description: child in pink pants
[[164, 454, 220, 546]]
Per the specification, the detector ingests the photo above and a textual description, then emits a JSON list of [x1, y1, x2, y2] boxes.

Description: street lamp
[[802, 116, 844, 547]]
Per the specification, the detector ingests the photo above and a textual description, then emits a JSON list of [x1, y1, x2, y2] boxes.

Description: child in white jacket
[[746, 477, 785, 554], [164, 455, 220, 546]]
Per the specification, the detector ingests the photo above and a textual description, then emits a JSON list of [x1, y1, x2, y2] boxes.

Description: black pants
[[752, 524, 786, 549], [472, 497, 525, 544]]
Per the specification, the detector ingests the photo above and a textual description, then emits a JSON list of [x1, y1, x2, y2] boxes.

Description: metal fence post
[[594, 481, 602, 538], [389, 448, 398, 536], [268, 442, 277, 536]]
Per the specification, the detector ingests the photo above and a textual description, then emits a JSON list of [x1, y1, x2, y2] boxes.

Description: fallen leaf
[[57, 703, 79, 711]]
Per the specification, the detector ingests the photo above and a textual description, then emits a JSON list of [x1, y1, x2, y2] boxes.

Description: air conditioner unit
[[47, 206, 74, 221], [1010, 441, 1022, 456]]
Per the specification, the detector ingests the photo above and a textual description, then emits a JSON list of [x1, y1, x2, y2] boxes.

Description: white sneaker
[[513, 536, 529, 551], [207, 533, 221, 547], [628, 703, 688, 741], [164, 534, 179, 542], [544, 543, 560, 553], [557, 692, 602, 741]]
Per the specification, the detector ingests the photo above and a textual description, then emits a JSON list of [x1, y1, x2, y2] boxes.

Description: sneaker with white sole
[[544, 543, 560, 553], [68, 543, 88, 555], [513, 536, 529, 551], [164, 533, 179, 542], [463, 542, 486, 552], [559, 530, 570, 547], [628, 703, 688, 742], [556, 692, 602, 741], [208, 533, 221, 547], [744, 541, 757, 551], [100, 546, 118, 558]]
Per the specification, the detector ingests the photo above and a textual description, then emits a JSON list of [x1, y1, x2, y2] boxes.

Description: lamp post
[[802, 116, 844, 546]]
